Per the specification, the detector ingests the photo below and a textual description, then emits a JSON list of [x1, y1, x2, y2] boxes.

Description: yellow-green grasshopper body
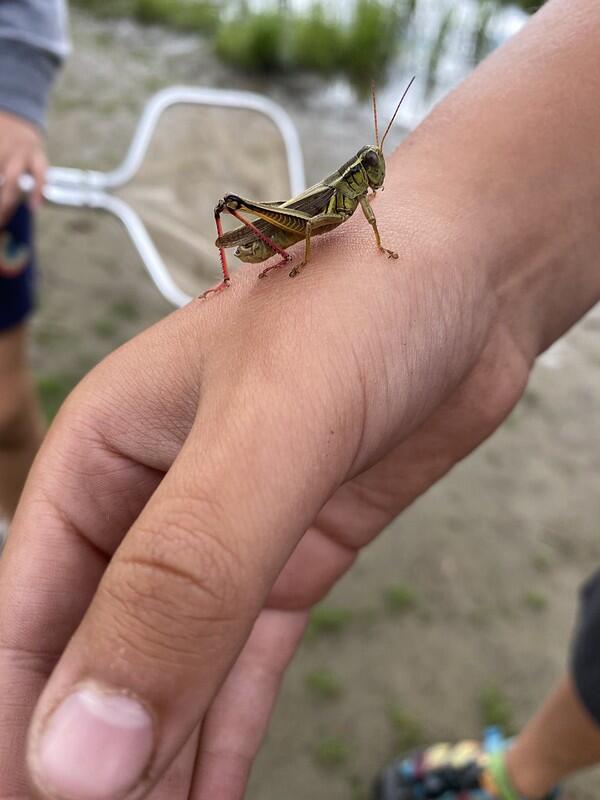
[[202, 77, 415, 298]]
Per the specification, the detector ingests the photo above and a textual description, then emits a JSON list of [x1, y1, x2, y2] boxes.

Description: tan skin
[[1, 1, 600, 799], [0, 110, 46, 519], [0, 325, 44, 517]]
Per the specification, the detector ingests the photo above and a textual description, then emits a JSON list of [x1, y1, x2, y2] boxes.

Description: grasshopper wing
[[281, 183, 336, 214], [216, 185, 336, 248]]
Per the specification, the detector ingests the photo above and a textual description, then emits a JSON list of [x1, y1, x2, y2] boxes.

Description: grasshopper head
[[359, 145, 386, 190]]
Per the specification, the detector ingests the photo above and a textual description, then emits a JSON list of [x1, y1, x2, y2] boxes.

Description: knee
[[224, 194, 242, 210]]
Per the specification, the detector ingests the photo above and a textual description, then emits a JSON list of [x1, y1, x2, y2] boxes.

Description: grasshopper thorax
[[358, 145, 386, 190]]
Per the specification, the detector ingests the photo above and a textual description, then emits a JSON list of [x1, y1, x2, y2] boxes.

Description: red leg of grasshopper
[[200, 200, 293, 299], [199, 203, 232, 299], [258, 257, 291, 279], [226, 208, 292, 279]]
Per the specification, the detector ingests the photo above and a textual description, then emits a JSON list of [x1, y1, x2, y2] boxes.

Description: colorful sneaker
[[373, 727, 559, 799]]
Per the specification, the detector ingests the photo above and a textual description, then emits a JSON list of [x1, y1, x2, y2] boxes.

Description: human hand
[[2, 1, 600, 798], [0, 110, 46, 225], [0, 151, 522, 800]]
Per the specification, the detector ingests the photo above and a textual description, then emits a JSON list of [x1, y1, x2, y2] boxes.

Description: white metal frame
[[27, 87, 306, 307]]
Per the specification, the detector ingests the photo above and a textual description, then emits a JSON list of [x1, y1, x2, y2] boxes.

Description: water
[[240, 0, 528, 126]]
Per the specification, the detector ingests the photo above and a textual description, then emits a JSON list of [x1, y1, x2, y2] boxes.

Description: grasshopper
[[201, 76, 415, 299]]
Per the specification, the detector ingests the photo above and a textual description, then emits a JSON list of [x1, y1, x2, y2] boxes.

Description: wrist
[[390, 129, 598, 372], [387, 0, 600, 365]]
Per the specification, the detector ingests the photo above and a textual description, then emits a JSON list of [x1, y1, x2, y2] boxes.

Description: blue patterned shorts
[[0, 203, 36, 333]]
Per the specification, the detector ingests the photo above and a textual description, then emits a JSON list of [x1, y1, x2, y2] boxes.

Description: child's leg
[[506, 675, 600, 798], [375, 572, 600, 799], [0, 322, 44, 517], [508, 570, 600, 796], [0, 203, 44, 519]]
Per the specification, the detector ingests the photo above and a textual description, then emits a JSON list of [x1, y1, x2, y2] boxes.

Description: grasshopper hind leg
[[225, 206, 292, 280], [199, 245, 231, 298], [258, 254, 292, 280], [199, 206, 232, 299]]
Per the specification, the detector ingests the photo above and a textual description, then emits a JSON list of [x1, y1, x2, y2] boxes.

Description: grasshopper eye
[[363, 150, 379, 169]]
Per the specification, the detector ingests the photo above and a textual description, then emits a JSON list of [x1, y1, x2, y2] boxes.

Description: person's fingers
[[28, 148, 47, 212], [0, 154, 25, 226], [191, 609, 307, 800], [24, 381, 347, 800], [0, 441, 164, 800], [0, 303, 230, 800]]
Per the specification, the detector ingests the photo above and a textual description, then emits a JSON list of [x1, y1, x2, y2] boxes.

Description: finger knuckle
[[99, 502, 248, 665]]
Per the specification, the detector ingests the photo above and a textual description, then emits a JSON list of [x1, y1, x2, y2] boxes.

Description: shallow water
[[241, 0, 528, 127]]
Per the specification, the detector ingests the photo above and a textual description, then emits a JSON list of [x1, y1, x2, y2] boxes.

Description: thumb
[[25, 399, 343, 800]]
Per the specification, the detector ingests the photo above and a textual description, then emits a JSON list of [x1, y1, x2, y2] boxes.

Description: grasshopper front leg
[[359, 195, 398, 260], [289, 219, 313, 278], [288, 212, 347, 278]]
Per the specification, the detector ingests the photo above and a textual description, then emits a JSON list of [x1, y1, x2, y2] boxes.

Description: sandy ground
[[29, 11, 600, 799]]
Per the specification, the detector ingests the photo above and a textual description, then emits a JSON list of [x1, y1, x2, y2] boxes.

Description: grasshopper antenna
[[372, 80, 380, 148], [381, 75, 415, 151]]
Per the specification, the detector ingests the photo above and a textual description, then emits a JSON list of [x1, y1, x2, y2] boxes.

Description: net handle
[[21, 87, 307, 307]]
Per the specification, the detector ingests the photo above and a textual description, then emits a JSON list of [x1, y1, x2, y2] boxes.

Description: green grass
[[524, 591, 547, 611], [305, 669, 343, 701], [72, 0, 218, 32], [133, 0, 219, 34], [73, 0, 534, 94], [498, 0, 543, 10], [216, 11, 287, 74], [383, 584, 417, 614], [71, 0, 136, 16], [388, 706, 425, 751], [522, 388, 542, 410], [473, 0, 495, 64], [34, 322, 70, 347], [37, 373, 80, 421], [214, 1, 412, 94], [307, 605, 353, 638], [93, 318, 119, 340], [426, 7, 454, 93], [110, 299, 141, 322], [479, 684, 514, 733], [531, 553, 551, 573], [343, 0, 408, 95], [348, 773, 367, 800], [293, 4, 344, 75], [312, 736, 349, 769]]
